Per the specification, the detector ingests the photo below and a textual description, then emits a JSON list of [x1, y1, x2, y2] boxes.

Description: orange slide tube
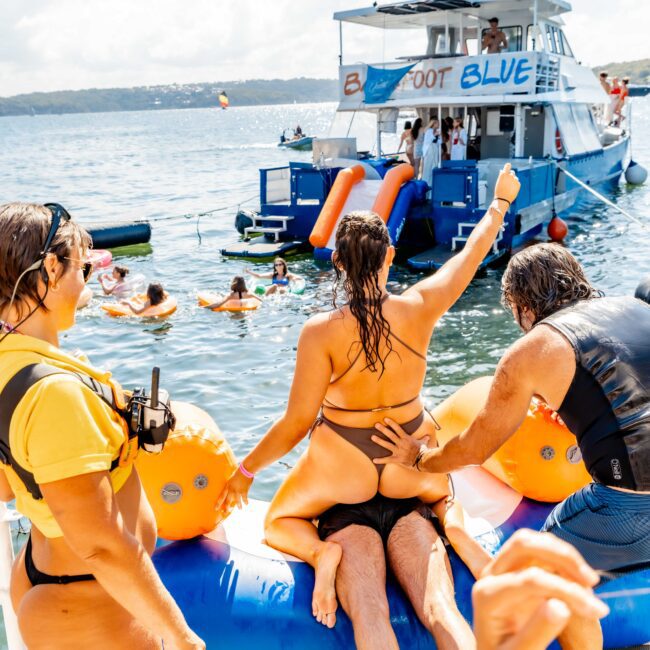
[[432, 376, 591, 502], [309, 164, 365, 248], [371, 163, 414, 223]]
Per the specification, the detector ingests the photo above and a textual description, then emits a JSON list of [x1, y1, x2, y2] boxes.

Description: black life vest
[[539, 297, 650, 490]]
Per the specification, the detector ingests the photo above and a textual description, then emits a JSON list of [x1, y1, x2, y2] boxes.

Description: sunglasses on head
[[21, 203, 73, 277]]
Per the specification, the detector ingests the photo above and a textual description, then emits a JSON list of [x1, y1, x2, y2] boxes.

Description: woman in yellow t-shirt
[[0, 203, 203, 650]]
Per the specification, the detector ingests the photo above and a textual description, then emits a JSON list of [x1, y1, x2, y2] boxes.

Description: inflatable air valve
[[136, 402, 237, 540]]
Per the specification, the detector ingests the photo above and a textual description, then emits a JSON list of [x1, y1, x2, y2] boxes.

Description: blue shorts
[[542, 482, 650, 571]]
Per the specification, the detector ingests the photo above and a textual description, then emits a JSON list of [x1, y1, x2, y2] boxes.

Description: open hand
[[371, 418, 429, 468], [494, 163, 521, 205], [473, 529, 608, 650], [215, 466, 252, 513]]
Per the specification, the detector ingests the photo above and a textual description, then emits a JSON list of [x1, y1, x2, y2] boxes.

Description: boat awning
[[333, 0, 572, 29]]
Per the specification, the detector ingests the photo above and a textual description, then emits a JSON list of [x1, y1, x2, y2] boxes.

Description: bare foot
[[312, 541, 343, 629]]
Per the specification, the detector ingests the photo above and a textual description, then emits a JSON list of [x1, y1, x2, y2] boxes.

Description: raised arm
[[403, 163, 520, 325], [41, 472, 203, 649], [246, 268, 272, 279], [217, 316, 333, 511]]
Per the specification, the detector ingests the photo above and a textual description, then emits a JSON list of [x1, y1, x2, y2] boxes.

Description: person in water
[[98, 265, 130, 296], [246, 258, 301, 295], [0, 203, 203, 649], [202, 275, 261, 310], [121, 282, 167, 315], [375, 243, 650, 648], [218, 164, 521, 648]]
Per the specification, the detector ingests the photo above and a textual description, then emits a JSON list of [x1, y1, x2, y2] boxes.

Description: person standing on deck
[[482, 18, 508, 54], [374, 244, 650, 650]]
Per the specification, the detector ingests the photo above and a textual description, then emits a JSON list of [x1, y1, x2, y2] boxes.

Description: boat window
[[481, 26, 522, 52], [526, 24, 536, 51], [545, 25, 557, 53], [553, 104, 602, 155], [560, 30, 574, 57], [551, 27, 563, 56]]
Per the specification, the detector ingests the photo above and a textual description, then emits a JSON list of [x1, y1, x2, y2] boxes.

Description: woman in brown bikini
[[219, 165, 521, 643]]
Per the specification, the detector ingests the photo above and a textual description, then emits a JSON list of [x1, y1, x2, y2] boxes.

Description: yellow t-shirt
[[0, 334, 134, 538]]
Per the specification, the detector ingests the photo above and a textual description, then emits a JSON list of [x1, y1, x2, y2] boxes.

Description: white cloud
[[0, 0, 648, 97]]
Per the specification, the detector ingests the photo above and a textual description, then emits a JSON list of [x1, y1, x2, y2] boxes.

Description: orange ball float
[[548, 216, 568, 242], [136, 402, 237, 540]]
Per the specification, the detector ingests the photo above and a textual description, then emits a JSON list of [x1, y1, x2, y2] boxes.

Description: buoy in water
[[625, 160, 648, 185], [635, 277, 650, 305], [548, 216, 568, 242]]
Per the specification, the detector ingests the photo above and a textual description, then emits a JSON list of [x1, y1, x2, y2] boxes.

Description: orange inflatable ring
[[135, 401, 237, 540], [101, 294, 177, 318], [432, 376, 591, 502], [197, 292, 260, 312]]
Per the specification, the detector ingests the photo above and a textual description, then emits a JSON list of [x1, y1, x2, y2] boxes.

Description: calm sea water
[[1, 100, 649, 507]]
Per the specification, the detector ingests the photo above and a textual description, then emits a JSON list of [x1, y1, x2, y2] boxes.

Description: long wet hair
[[272, 257, 288, 279], [231, 275, 247, 294], [147, 283, 165, 306], [501, 243, 602, 324], [333, 211, 393, 375], [411, 117, 423, 141]]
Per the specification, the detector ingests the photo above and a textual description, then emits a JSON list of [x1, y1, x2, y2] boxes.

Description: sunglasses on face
[[274, 263, 284, 267], [22, 203, 74, 277], [58, 257, 93, 283]]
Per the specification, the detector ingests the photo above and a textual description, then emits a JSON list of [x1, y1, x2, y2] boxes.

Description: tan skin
[[98, 268, 128, 296], [0, 250, 203, 649], [218, 164, 521, 636], [372, 302, 612, 649], [473, 529, 608, 650], [482, 23, 508, 53]]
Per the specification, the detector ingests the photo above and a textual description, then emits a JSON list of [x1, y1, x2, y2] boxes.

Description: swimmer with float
[[202, 276, 262, 311], [121, 282, 167, 315], [246, 258, 302, 295], [98, 265, 130, 296], [218, 165, 522, 647]]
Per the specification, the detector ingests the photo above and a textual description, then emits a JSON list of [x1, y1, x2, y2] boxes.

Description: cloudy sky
[[1, 0, 648, 97]]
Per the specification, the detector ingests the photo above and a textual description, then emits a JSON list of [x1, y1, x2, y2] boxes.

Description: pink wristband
[[238, 462, 255, 479]]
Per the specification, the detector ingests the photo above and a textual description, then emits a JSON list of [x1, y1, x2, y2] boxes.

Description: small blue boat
[[278, 135, 314, 151]]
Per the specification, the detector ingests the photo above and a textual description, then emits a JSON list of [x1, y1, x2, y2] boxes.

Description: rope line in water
[[144, 193, 258, 223], [553, 161, 648, 231]]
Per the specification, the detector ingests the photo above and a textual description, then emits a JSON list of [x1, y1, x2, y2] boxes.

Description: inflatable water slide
[[309, 163, 417, 261]]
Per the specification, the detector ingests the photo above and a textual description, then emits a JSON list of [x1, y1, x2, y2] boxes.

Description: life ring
[[135, 401, 237, 540], [252, 279, 306, 295], [87, 249, 113, 269], [554, 128, 564, 155], [197, 292, 260, 312], [101, 294, 177, 318], [432, 376, 591, 502]]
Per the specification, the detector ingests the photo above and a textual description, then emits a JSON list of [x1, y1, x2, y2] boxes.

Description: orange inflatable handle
[[371, 163, 414, 223], [309, 165, 365, 248]]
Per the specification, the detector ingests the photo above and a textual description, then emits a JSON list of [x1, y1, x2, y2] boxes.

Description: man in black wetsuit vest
[[374, 243, 650, 648]]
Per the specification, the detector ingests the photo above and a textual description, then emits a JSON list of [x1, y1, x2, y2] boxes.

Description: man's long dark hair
[[501, 243, 601, 324], [333, 211, 393, 375]]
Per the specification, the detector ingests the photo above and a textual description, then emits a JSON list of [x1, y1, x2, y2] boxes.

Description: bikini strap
[[322, 393, 420, 413], [389, 330, 427, 362]]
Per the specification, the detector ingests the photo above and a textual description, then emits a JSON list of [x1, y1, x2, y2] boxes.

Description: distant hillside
[[0, 78, 338, 117], [593, 59, 650, 84]]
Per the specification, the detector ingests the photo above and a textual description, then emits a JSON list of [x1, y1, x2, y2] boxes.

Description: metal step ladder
[[244, 215, 294, 242], [452, 221, 504, 254]]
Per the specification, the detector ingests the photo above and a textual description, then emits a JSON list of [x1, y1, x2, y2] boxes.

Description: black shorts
[[317, 494, 443, 546]]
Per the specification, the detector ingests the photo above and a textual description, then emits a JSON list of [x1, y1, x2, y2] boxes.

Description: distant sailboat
[[218, 91, 229, 110]]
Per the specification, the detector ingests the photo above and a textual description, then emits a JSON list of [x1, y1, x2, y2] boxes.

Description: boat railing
[[535, 54, 561, 93]]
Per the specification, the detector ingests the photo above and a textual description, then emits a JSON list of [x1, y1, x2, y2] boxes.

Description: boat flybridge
[[222, 0, 632, 270]]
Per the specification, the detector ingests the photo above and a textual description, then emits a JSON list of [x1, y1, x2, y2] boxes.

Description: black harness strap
[[0, 363, 122, 501]]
